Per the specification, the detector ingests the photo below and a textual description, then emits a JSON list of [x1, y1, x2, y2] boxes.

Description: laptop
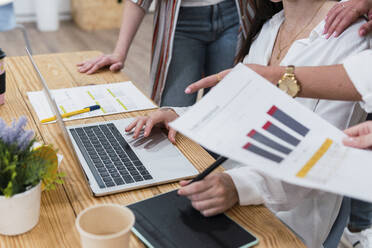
[[26, 48, 199, 197]]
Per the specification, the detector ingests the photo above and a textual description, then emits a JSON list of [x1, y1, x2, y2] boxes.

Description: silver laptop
[[26, 48, 198, 197]]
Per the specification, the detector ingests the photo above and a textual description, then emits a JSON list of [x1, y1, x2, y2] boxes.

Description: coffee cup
[[76, 204, 135, 248], [0, 48, 5, 105]]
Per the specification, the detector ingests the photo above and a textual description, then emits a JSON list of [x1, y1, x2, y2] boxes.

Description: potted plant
[[34, 0, 60, 31], [0, 116, 64, 235]]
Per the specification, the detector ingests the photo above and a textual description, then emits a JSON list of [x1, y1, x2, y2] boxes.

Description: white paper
[[170, 64, 372, 202], [27, 82, 157, 123]]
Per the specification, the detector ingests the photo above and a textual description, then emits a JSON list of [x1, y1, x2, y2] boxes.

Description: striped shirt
[[130, 0, 255, 104]]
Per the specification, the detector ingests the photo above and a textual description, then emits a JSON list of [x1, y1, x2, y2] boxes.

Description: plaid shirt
[[130, 0, 255, 104]]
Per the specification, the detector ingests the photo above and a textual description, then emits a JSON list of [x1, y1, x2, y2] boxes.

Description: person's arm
[[77, 0, 147, 74], [185, 64, 362, 101], [253, 64, 362, 101]]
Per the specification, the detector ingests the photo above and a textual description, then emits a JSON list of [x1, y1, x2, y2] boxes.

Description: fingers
[[133, 118, 146, 138], [178, 180, 213, 197], [86, 57, 112, 75], [125, 119, 139, 132], [185, 75, 218, 94], [77, 56, 102, 73], [359, 20, 372, 36], [343, 133, 372, 149], [344, 121, 372, 137], [168, 128, 177, 144], [324, 4, 345, 37], [191, 198, 226, 216]]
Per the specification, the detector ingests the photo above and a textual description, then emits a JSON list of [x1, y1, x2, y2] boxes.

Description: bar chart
[[243, 105, 310, 163]]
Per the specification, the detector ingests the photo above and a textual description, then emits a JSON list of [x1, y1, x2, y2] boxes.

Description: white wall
[[14, 0, 71, 22]]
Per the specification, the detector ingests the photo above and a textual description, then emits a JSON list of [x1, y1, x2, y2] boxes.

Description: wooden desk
[[0, 51, 305, 248]]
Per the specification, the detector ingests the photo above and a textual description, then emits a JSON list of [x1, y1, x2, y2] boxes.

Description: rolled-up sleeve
[[343, 50, 372, 113], [225, 161, 319, 212], [129, 0, 153, 12]]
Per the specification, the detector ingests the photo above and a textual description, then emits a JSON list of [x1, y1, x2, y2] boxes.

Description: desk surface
[[0, 51, 305, 248]]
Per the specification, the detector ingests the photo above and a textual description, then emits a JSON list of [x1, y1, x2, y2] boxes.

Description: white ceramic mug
[[75, 204, 135, 248]]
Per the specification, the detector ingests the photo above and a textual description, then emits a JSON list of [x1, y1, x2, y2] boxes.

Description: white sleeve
[[343, 50, 372, 113], [225, 163, 319, 212]]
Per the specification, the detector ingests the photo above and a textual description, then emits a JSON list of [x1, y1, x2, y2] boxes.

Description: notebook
[[127, 190, 259, 248]]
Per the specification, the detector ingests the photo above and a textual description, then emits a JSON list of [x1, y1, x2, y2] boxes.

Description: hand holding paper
[[170, 64, 372, 203]]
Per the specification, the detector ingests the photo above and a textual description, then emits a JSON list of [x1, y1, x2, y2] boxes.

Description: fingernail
[[185, 88, 191, 94], [343, 137, 354, 143], [333, 32, 338, 37]]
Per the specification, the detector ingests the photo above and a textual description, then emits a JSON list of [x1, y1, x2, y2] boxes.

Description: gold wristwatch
[[277, 65, 300, 97]]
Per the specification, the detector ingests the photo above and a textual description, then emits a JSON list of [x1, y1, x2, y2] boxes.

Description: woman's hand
[[184, 69, 231, 94], [125, 108, 179, 143], [343, 121, 372, 149], [77, 54, 124, 74], [177, 173, 239, 217], [324, 0, 372, 38]]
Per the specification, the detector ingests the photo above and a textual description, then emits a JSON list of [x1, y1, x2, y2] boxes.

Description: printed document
[[28, 82, 156, 123], [170, 64, 372, 202]]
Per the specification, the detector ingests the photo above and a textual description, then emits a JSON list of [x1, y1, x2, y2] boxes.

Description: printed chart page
[[170, 63, 372, 202], [28, 82, 157, 123]]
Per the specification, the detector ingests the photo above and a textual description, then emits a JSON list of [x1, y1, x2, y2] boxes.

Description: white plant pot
[[35, 0, 60, 32], [0, 182, 41, 235]]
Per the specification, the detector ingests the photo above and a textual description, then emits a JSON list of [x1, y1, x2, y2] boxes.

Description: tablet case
[[127, 190, 259, 248]]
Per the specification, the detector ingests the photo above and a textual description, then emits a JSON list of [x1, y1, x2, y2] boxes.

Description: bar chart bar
[[248, 130, 292, 155], [267, 106, 309, 137], [263, 121, 300, 146], [243, 142, 284, 163]]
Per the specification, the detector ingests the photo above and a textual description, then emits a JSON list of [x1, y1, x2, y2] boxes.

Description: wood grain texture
[[0, 51, 305, 248]]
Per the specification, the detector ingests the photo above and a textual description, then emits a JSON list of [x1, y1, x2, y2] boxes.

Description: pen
[[188, 156, 227, 185], [41, 105, 101, 123]]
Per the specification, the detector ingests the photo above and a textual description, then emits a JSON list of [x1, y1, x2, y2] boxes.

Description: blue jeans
[[349, 199, 372, 230], [324, 197, 351, 248], [160, 0, 239, 107]]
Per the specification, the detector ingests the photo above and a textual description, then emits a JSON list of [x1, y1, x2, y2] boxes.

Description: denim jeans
[[160, 0, 239, 107], [323, 197, 351, 248], [349, 199, 372, 230]]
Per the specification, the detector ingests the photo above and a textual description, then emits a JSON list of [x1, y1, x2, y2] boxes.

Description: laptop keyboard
[[70, 123, 153, 189]]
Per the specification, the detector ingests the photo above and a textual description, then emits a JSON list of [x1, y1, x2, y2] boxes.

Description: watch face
[[279, 77, 299, 97]]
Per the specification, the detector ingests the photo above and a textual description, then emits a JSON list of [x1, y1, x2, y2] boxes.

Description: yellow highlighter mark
[[296, 138, 333, 178], [116, 99, 128, 110], [59, 105, 67, 114], [107, 89, 116, 98], [87, 91, 95, 100], [95, 101, 106, 113]]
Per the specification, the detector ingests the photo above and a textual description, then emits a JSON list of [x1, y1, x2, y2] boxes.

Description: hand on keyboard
[[125, 108, 179, 144]]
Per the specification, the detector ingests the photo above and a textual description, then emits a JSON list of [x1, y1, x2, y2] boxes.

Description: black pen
[[188, 156, 228, 185]]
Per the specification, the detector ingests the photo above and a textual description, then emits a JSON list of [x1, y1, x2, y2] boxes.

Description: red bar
[[243, 143, 252, 149], [247, 130, 256, 137], [262, 121, 272, 130], [267, 105, 278, 116]]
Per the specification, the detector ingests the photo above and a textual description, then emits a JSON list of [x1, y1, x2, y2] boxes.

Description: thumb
[[109, 62, 123, 72], [343, 134, 372, 149], [359, 20, 372, 36]]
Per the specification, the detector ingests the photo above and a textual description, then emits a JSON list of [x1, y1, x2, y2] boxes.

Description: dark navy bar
[[267, 106, 309, 137], [243, 142, 283, 163], [263, 121, 300, 146], [248, 130, 292, 155]]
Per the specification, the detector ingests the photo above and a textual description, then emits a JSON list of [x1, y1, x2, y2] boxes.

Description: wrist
[[267, 66, 285, 85]]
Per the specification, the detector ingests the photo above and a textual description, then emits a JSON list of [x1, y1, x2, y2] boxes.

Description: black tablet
[[127, 190, 259, 248]]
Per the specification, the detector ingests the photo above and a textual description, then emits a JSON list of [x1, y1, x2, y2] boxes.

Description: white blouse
[[232, 10, 370, 248], [172, 9, 371, 248], [343, 50, 372, 112]]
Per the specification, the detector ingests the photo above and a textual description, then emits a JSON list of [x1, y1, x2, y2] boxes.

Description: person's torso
[[243, 10, 370, 248]]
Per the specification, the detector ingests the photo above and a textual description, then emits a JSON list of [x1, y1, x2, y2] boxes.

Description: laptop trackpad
[[124, 128, 181, 160]]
